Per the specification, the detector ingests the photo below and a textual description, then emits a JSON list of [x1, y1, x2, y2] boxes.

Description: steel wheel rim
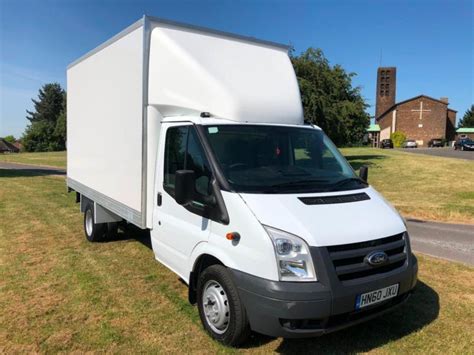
[[85, 209, 94, 236], [202, 280, 230, 334]]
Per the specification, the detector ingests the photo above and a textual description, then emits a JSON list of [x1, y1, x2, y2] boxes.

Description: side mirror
[[174, 170, 196, 205], [359, 166, 368, 183]]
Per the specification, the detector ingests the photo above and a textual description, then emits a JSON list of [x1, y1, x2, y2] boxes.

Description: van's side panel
[[67, 26, 144, 223]]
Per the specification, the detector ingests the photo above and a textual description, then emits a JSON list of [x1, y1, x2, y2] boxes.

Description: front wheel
[[197, 265, 250, 346]]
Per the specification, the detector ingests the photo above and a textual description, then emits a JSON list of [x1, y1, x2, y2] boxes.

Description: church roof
[[376, 94, 455, 121]]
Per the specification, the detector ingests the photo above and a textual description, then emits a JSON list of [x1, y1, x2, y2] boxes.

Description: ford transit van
[[67, 16, 418, 346]]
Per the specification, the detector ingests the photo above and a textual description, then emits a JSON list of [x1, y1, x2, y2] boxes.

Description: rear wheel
[[84, 203, 106, 242], [197, 265, 250, 346]]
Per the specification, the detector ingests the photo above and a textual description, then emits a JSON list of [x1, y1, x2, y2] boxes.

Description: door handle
[[157, 192, 162, 206]]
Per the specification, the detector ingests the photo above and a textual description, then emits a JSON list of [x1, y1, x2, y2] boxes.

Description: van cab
[[149, 116, 418, 345]]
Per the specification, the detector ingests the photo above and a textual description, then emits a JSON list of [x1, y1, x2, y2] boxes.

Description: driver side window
[[163, 125, 213, 203]]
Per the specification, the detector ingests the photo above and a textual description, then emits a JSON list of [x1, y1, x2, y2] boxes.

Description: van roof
[[68, 15, 290, 69]]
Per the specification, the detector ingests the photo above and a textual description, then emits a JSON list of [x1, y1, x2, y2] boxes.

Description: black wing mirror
[[174, 170, 196, 205], [359, 166, 368, 183]]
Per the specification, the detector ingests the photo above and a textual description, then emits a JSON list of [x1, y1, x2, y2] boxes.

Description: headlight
[[264, 226, 317, 282]]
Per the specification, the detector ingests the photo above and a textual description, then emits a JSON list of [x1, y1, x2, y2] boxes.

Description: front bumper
[[230, 251, 418, 338]]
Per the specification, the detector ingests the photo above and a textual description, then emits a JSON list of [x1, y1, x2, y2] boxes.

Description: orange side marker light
[[226, 232, 241, 241]]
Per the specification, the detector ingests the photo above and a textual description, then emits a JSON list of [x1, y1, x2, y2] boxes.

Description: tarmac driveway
[[0, 161, 66, 174], [407, 219, 474, 266], [396, 147, 474, 160]]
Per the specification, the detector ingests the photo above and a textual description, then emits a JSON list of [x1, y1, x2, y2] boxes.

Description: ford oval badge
[[366, 251, 388, 266]]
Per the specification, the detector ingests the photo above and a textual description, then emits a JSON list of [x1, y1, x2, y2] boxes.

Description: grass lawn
[[0, 151, 66, 169], [1, 166, 474, 353], [2, 148, 473, 223], [339, 148, 474, 224]]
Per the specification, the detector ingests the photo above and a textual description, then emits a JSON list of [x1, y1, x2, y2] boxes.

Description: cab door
[[151, 123, 213, 280]]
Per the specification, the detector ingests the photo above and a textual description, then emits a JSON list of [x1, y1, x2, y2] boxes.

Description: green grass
[[1, 167, 473, 353], [0, 151, 66, 169], [339, 148, 474, 224]]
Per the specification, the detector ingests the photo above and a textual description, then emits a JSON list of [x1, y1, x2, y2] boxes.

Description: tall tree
[[291, 48, 370, 146], [458, 105, 474, 128], [22, 83, 66, 152], [26, 83, 64, 123]]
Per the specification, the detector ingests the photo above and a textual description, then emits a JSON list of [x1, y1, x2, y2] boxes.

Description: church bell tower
[[375, 67, 396, 119]]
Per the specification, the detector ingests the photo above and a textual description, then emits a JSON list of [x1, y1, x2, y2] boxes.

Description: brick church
[[374, 67, 457, 146]]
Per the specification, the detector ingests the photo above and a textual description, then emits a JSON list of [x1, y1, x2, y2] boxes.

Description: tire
[[83, 203, 106, 242], [197, 265, 250, 346]]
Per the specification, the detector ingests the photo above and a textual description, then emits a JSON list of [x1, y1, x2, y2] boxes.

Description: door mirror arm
[[359, 166, 369, 183], [201, 194, 217, 206]]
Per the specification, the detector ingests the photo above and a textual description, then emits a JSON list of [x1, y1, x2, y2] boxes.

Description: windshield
[[204, 125, 367, 193]]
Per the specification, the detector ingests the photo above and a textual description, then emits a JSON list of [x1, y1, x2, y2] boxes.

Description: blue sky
[[1, 0, 472, 137]]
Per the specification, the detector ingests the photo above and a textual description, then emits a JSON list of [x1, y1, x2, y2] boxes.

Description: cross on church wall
[[411, 101, 431, 120]]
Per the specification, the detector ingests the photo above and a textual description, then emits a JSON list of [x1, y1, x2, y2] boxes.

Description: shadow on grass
[[107, 223, 153, 250], [0, 167, 65, 177], [344, 154, 387, 171]]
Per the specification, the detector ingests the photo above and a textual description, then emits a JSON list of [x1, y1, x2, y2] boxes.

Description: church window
[[380, 90, 384, 96], [385, 90, 389, 96]]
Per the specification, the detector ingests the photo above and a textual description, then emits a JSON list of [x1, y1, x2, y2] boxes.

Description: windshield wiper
[[328, 177, 368, 191]]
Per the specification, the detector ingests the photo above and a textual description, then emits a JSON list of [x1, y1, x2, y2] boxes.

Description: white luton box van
[[67, 16, 418, 346]]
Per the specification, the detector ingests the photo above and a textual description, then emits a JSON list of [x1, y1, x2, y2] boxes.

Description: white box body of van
[[67, 16, 417, 345]]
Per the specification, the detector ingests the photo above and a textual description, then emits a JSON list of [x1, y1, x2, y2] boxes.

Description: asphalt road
[[0, 161, 66, 174], [1, 161, 473, 265], [407, 219, 474, 266], [396, 147, 474, 160]]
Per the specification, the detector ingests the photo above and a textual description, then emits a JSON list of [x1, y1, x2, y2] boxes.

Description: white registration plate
[[355, 284, 399, 309]]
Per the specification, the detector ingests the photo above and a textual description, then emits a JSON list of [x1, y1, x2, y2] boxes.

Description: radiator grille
[[327, 233, 407, 282]]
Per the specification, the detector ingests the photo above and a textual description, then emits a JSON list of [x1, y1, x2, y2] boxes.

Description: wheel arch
[[188, 246, 237, 304]]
